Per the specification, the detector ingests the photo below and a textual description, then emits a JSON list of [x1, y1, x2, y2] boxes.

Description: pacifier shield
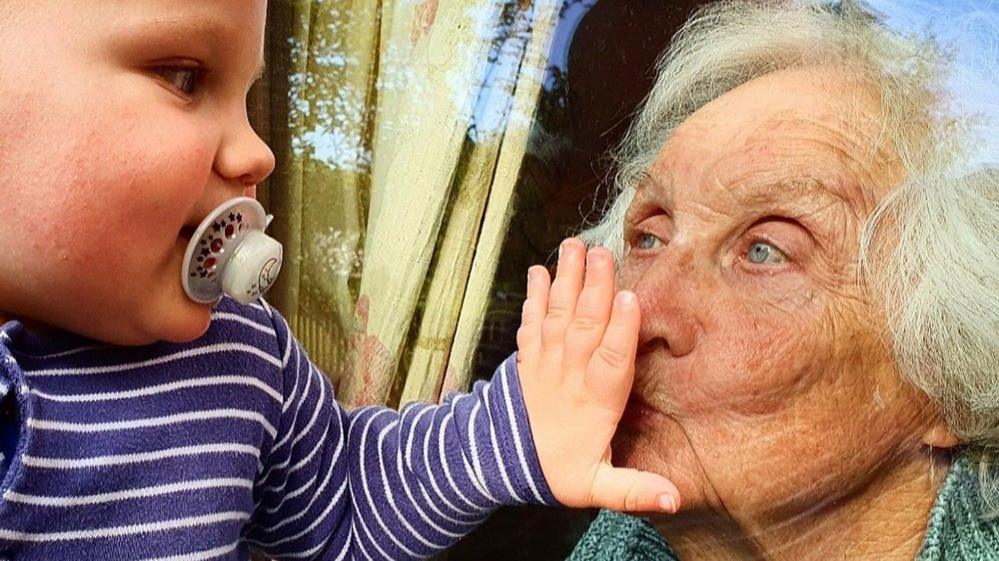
[[181, 197, 283, 305]]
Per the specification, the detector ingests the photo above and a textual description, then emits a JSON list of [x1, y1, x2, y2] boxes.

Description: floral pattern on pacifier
[[190, 212, 251, 281]]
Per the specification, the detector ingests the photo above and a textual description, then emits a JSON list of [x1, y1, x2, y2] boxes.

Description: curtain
[[249, 0, 559, 409]]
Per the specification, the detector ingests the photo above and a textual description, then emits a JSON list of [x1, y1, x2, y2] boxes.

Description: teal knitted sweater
[[569, 455, 999, 561]]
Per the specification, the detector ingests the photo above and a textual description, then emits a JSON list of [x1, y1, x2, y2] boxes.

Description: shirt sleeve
[[244, 306, 558, 561]]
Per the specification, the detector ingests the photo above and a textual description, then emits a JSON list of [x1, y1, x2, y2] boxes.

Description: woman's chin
[[612, 426, 678, 481], [612, 425, 718, 517]]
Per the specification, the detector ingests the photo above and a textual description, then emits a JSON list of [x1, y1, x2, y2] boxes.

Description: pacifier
[[181, 197, 283, 305]]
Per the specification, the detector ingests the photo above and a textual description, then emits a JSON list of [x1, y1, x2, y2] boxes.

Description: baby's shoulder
[[196, 296, 289, 369], [207, 297, 283, 342]]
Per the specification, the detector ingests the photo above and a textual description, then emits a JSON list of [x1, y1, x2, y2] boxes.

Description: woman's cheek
[[722, 259, 817, 315], [617, 254, 649, 291], [667, 305, 816, 415]]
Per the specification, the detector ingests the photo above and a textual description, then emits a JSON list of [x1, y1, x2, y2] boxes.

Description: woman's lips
[[620, 391, 666, 429]]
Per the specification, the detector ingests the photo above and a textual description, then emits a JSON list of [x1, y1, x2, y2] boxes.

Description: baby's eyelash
[[155, 66, 204, 96]]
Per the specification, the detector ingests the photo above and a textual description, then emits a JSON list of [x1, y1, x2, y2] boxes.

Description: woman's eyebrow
[[636, 170, 674, 207], [623, 170, 674, 227]]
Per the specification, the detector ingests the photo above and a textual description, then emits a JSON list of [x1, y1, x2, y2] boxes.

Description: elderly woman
[[566, 1, 998, 560]]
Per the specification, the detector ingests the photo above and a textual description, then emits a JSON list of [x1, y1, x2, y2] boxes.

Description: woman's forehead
[[676, 67, 883, 154], [646, 67, 897, 212]]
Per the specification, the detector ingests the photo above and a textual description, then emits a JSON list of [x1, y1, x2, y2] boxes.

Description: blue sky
[[868, 0, 998, 169]]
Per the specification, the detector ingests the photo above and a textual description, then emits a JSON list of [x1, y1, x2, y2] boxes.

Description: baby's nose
[[214, 117, 275, 187]]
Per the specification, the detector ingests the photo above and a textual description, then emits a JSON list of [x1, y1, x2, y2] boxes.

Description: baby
[[0, 1, 679, 560]]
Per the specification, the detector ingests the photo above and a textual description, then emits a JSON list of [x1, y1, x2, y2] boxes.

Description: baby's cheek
[[94, 86, 217, 208], [83, 134, 212, 234], [150, 147, 216, 230]]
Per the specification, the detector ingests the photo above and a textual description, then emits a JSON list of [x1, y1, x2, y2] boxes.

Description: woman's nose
[[628, 250, 701, 358], [213, 115, 276, 188]]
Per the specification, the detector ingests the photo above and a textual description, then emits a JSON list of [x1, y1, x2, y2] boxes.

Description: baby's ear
[[921, 423, 960, 449]]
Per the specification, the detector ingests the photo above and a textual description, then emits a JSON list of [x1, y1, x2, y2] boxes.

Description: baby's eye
[[746, 241, 787, 264], [157, 67, 202, 95], [634, 233, 665, 251]]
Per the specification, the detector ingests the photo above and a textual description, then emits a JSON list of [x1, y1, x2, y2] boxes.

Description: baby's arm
[[244, 238, 677, 560], [243, 320, 551, 560]]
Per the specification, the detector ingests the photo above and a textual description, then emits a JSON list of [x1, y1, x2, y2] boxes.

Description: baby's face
[[0, 0, 274, 345]]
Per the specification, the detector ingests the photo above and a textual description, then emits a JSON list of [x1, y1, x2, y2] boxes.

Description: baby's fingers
[[585, 290, 641, 406], [517, 266, 551, 366], [564, 248, 616, 372], [542, 239, 586, 349], [590, 464, 680, 513]]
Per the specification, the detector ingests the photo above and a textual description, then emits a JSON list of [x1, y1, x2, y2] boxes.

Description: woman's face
[[614, 67, 938, 529]]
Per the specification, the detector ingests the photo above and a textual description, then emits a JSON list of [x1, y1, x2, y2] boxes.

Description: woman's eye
[[157, 67, 201, 95], [634, 233, 665, 250], [746, 241, 787, 265]]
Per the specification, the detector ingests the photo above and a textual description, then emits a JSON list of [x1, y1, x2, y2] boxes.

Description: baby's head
[[0, 0, 275, 345]]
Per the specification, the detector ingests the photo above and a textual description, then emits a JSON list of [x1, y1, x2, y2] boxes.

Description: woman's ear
[[922, 423, 960, 448]]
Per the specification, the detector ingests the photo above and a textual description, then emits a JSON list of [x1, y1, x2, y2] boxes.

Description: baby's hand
[[517, 238, 680, 513]]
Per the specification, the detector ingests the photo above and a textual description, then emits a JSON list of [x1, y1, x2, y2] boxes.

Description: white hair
[[579, 0, 999, 514]]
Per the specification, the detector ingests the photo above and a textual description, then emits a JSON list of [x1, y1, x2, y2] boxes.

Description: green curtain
[[249, 0, 559, 409]]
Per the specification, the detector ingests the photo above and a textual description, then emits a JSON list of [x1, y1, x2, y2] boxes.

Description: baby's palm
[[517, 239, 680, 513]]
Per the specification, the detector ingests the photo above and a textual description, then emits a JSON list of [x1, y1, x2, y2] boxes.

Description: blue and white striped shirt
[[0, 298, 556, 560]]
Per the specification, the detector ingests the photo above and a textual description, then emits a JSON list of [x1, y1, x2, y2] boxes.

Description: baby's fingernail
[[560, 238, 581, 259], [617, 291, 635, 305], [658, 494, 677, 513]]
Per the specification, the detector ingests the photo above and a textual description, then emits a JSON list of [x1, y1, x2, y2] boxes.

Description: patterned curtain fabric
[[249, 0, 559, 409]]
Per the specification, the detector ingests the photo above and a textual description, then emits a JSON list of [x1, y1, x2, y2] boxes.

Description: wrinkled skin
[[613, 67, 958, 561], [0, 0, 274, 345]]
